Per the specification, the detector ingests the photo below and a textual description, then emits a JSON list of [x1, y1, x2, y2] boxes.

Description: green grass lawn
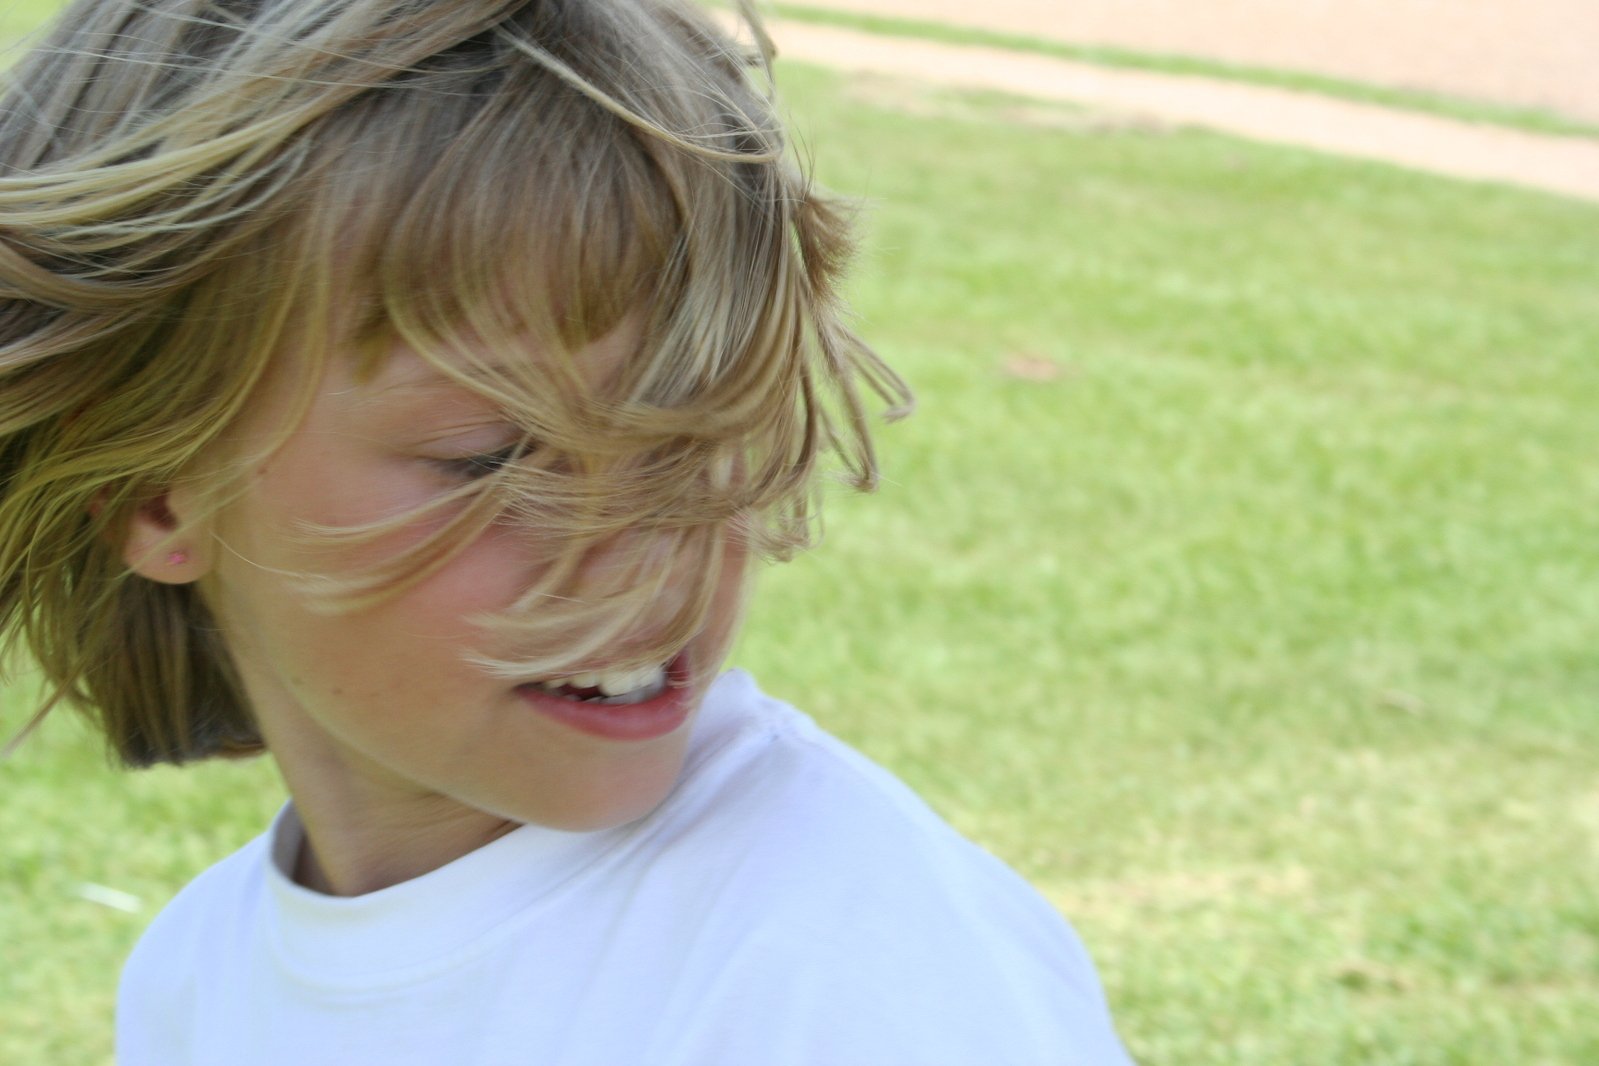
[[0, 0, 61, 44], [3, 23, 1598, 1066]]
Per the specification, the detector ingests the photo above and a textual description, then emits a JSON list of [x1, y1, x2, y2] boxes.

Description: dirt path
[[789, 0, 1599, 126], [763, 17, 1599, 205]]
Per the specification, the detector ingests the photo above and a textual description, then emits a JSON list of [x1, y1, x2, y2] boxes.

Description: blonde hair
[[0, 0, 909, 766]]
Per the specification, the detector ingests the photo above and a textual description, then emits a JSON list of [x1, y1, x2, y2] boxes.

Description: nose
[[568, 524, 706, 646], [575, 526, 678, 595]]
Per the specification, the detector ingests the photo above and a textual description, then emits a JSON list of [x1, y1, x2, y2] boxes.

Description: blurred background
[[3, 2, 1596, 1063]]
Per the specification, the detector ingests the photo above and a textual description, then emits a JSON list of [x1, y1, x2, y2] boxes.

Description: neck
[[250, 691, 521, 897], [289, 799, 519, 896], [264, 743, 519, 897]]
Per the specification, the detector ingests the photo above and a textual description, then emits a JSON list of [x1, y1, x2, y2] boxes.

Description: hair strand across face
[[0, 0, 911, 765]]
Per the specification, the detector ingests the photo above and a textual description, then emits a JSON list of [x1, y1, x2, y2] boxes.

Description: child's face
[[195, 327, 748, 851]]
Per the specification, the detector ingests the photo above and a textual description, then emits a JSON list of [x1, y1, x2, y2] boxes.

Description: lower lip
[[514, 654, 694, 741]]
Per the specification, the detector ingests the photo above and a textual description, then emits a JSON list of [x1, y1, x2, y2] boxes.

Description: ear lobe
[[121, 487, 214, 585]]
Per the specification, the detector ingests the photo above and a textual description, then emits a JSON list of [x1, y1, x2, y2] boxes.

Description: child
[[0, 0, 1134, 1062]]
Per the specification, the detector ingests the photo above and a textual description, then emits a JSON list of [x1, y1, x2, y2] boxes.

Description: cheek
[[697, 533, 753, 658], [213, 515, 535, 707], [226, 446, 528, 609], [317, 526, 538, 659]]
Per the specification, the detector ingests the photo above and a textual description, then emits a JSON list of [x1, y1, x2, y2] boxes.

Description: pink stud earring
[[166, 550, 190, 566]]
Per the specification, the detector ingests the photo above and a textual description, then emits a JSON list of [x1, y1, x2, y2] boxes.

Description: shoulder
[[665, 671, 980, 889], [638, 672, 1133, 1065], [672, 672, 1069, 924], [121, 831, 268, 986], [117, 830, 271, 1059]]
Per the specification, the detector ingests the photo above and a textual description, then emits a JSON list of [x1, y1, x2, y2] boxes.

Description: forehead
[[353, 319, 644, 402], [222, 320, 650, 470]]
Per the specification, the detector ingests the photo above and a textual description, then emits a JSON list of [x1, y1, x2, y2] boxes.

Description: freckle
[[331, 687, 344, 696]]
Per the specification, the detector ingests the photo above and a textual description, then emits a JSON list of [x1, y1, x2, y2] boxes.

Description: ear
[[120, 485, 215, 585]]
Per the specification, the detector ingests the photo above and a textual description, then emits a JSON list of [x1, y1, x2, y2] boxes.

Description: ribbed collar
[[263, 803, 625, 989]]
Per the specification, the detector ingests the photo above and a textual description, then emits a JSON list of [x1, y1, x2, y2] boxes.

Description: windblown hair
[[0, 0, 910, 766]]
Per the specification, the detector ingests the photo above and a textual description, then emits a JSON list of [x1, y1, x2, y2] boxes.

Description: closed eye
[[439, 443, 527, 480]]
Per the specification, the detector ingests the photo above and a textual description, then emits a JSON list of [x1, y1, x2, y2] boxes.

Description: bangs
[[247, 1, 911, 678]]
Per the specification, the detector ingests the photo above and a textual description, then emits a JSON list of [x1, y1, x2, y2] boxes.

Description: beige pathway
[[790, 0, 1599, 126], [764, 18, 1599, 205]]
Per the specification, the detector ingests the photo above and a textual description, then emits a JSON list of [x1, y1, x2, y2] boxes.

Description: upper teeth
[[539, 665, 666, 699]]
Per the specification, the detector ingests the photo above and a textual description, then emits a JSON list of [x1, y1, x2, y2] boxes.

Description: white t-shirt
[[118, 670, 1134, 1065]]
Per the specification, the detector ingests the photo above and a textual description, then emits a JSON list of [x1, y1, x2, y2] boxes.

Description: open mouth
[[513, 653, 695, 741], [527, 664, 670, 706]]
